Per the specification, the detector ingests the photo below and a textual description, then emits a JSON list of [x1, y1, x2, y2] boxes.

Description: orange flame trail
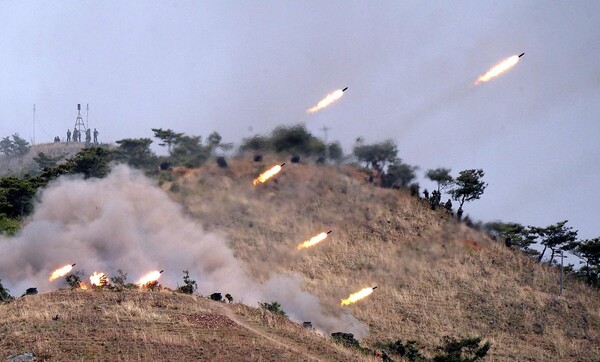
[[475, 54, 521, 85], [253, 163, 285, 186], [137, 270, 163, 286], [90, 272, 108, 286], [49, 264, 75, 281], [307, 89, 345, 113], [341, 287, 376, 306], [297, 231, 332, 250]]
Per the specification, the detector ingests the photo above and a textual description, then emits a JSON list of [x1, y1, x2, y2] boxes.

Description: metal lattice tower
[[73, 104, 87, 139]]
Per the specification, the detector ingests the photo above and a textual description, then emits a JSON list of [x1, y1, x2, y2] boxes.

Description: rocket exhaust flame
[[297, 230, 332, 250], [307, 88, 347, 113], [253, 163, 285, 186], [49, 264, 75, 281], [137, 270, 163, 286], [341, 286, 377, 306], [90, 272, 108, 286], [475, 54, 524, 85]]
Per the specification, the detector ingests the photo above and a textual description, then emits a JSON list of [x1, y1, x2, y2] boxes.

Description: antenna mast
[[74, 104, 87, 141], [32, 104, 36, 144]]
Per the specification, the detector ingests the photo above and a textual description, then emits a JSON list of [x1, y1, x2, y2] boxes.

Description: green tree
[[0, 213, 20, 235], [383, 159, 419, 188], [571, 237, 600, 288], [0, 279, 12, 302], [177, 270, 197, 294], [115, 138, 157, 169], [484, 222, 538, 255], [352, 139, 398, 169], [240, 135, 271, 152], [426, 168, 454, 193], [71, 147, 112, 178], [170, 135, 210, 167], [327, 142, 344, 163], [206, 131, 233, 155], [33, 152, 64, 170], [450, 169, 487, 211], [11, 134, 30, 155], [270, 124, 326, 156], [0, 177, 37, 218], [530, 221, 578, 264], [151, 128, 183, 152]]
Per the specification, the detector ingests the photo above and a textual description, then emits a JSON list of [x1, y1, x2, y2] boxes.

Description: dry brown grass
[[0, 289, 372, 361], [162, 155, 600, 361], [0, 142, 85, 176]]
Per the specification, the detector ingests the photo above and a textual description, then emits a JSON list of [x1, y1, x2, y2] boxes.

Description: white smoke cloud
[[0, 165, 367, 338]]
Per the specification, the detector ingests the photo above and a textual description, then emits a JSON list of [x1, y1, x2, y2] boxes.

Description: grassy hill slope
[[0, 289, 367, 361], [163, 154, 600, 361]]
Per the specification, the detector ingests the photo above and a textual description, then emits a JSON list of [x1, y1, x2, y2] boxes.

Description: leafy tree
[[110, 269, 128, 288], [259, 301, 286, 317], [0, 177, 37, 218], [328, 141, 344, 163], [484, 222, 538, 255], [426, 168, 454, 193], [433, 336, 491, 362], [170, 135, 210, 167], [376, 339, 425, 361], [177, 270, 197, 294], [450, 169, 487, 211], [11, 134, 30, 155], [0, 134, 30, 156], [571, 238, 600, 288], [206, 131, 233, 154], [240, 135, 271, 152], [65, 274, 83, 290], [152, 128, 183, 152], [115, 138, 157, 168], [71, 147, 112, 178], [33, 152, 64, 170], [352, 139, 398, 169], [530, 221, 578, 264], [383, 159, 419, 188], [270, 124, 326, 156], [0, 136, 13, 156], [0, 213, 20, 235], [0, 279, 12, 302]]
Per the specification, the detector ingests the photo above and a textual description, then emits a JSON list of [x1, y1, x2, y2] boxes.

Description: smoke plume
[[0, 166, 366, 338]]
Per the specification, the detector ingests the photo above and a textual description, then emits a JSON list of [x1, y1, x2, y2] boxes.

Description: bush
[[259, 301, 286, 317], [65, 274, 83, 290], [0, 279, 12, 302], [433, 336, 491, 362], [376, 339, 425, 361], [177, 270, 197, 294], [216, 156, 228, 168]]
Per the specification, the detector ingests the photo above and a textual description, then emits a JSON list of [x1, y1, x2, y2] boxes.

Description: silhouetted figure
[[430, 190, 441, 210], [85, 128, 91, 143], [423, 189, 429, 200], [93, 128, 99, 143], [409, 183, 420, 197], [291, 155, 300, 163], [53, 136, 60, 143], [444, 199, 453, 212], [216, 156, 228, 168], [253, 154, 263, 162], [457, 207, 464, 221], [66, 129, 71, 143], [73, 129, 79, 142]]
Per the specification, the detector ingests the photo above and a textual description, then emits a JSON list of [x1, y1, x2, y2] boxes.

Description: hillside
[[0, 289, 367, 361], [1, 154, 599, 361], [0, 142, 84, 176], [161, 154, 600, 361]]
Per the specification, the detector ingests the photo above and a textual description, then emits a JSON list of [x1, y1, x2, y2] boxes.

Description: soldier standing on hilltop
[[73, 129, 78, 142], [66, 129, 71, 143], [93, 128, 99, 144], [85, 128, 91, 144]]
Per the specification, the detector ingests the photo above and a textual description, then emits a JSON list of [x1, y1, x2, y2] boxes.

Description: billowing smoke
[[0, 165, 366, 338]]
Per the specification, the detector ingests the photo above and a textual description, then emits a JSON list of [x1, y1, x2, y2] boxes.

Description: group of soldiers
[[65, 128, 99, 144]]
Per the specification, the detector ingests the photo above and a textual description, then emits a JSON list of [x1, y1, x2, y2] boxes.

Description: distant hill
[[0, 142, 85, 176]]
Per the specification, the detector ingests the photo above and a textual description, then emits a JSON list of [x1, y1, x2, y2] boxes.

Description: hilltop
[[0, 142, 85, 177], [161, 154, 599, 361]]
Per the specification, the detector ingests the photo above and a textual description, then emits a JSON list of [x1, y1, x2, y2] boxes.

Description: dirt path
[[217, 304, 327, 362]]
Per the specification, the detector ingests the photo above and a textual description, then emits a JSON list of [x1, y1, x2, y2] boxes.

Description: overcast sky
[[1, 1, 599, 241]]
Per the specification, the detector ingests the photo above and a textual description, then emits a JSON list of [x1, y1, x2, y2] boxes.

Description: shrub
[[433, 336, 491, 362], [259, 301, 286, 317], [177, 270, 197, 294]]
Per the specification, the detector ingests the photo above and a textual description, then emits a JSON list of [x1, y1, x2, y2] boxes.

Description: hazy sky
[[1, 1, 599, 241]]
